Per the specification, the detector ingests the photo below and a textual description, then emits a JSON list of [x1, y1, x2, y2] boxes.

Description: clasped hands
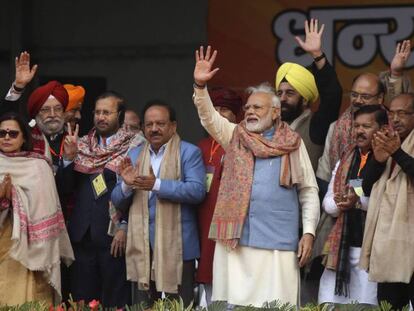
[[118, 157, 156, 191], [372, 127, 401, 163], [334, 185, 359, 212], [0, 174, 12, 209]]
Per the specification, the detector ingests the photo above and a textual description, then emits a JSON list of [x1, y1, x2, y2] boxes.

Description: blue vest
[[239, 128, 300, 251]]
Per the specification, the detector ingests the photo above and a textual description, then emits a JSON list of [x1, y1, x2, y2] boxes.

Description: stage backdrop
[[207, 0, 414, 109]]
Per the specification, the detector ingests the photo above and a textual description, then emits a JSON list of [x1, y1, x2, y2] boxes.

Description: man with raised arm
[[192, 46, 319, 307], [276, 19, 342, 171]]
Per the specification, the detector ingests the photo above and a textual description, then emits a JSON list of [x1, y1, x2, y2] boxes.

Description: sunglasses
[[0, 129, 20, 139]]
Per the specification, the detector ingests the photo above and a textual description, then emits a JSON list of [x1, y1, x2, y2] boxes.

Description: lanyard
[[357, 151, 370, 177], [49, 136, 65, 160], [209, 140, 221, 164]]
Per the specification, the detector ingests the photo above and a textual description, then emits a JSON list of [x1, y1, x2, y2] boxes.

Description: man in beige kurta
[[360, 93, 414, 309]]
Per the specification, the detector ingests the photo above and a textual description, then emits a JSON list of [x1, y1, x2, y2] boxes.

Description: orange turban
[[27, 81, 68, 118], [64, 84, 85, 112]]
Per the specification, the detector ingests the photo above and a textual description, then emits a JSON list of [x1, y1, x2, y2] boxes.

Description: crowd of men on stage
[[0, 19, 413, 309]]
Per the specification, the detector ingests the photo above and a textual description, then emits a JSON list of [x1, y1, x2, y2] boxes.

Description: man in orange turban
[[64, 84, 85, 133]]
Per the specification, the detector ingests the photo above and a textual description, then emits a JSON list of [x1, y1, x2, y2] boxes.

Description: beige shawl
[[360, 129, 414, 283], [126, 134, 183, 293], [0, 152, 74, 300]]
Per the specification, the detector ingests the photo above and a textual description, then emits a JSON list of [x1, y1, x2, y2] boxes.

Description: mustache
[[44, 117, 62, 123], [356, 133, 367, 140], [281, 101, 289, 108]]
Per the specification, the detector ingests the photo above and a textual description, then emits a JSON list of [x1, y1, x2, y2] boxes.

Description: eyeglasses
[[350, 91, 379, 102], [39, 106, 64, 115], [93, 110, 118, 117], [387, 110, 414, 118], [0, 129, 20, 138]]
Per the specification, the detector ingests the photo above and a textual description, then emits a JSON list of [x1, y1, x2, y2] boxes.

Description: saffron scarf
[[0, 152, 74, 300], [126, 134, 183, 293], [74, 127, 135, 174], [208, 121, 302, 249]]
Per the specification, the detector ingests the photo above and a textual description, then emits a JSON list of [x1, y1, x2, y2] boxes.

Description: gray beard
[[35, 116, 64, 136]]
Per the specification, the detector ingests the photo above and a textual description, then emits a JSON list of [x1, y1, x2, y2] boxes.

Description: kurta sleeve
[[379, 71, 413, 103], [316, 121, 335, 182], [322, 161, 340, 218], [296, 141, 320, 236], [193, 87, 237, 148]]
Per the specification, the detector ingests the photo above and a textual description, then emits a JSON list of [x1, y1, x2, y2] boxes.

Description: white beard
[[245, 111, 274, 133]]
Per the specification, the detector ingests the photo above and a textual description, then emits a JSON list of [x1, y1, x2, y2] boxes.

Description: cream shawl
[[126, 134, 183, 293], [0, 152, 74, 300], [360, 129, 414, 283]]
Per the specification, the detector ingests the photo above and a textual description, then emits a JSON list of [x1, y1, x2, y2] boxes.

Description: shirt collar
[[149, 143, 167, 155]]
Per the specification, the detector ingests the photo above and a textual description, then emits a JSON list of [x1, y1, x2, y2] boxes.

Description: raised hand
[[63, 123, 79, 161], [295, 19, 325, 59], [118, 157, 138, 186], [14, 52, 38, 89], [194, 46, 219, 87], [390, 40, 411, 77]]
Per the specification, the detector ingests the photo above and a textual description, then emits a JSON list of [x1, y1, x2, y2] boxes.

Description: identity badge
[[205, 165, 215, 193], [91, 173, 108, 199], [349, 179, 363, 197]]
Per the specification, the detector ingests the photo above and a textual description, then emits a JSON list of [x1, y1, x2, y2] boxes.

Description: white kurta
[[318, 247, 377, 305], [212, 244, 300, 307], [193, 87, 320, 307], [318, 161, 377, 305]]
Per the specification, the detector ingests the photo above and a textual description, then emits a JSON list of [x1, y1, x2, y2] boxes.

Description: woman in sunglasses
[[0, 112, 74, 305]]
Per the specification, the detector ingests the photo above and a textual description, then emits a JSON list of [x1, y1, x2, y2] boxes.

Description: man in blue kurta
[[111, 100, 205, 307], [192, 46, 320, 307]]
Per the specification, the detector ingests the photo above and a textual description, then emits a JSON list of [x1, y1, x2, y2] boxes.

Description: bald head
[[389, 93, 414, 139], [350, 73, 385, 111]]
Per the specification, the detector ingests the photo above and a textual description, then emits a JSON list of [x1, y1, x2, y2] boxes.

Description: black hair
[[141, 100, 176, 123], [353, 104, 388, 126], [95, 91, 126, 125], [0, 112, 33, 151]]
